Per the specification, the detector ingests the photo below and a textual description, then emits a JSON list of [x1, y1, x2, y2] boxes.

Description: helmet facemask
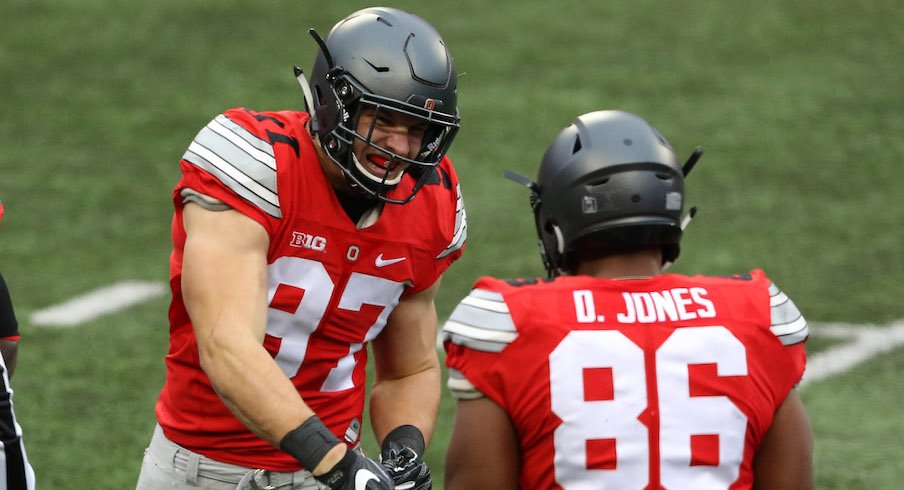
[[301, 8, 461, 204], [317, 72, 459, 203]]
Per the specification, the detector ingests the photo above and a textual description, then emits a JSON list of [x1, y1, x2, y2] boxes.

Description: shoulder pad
[[181, 111, 282, 218], [442, 287, 517, 353], [768, 281, 809, 346]]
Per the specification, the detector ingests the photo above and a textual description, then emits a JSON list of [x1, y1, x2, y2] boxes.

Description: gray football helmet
[[304, 7, 460, 204], [507, 110, 700, 277]]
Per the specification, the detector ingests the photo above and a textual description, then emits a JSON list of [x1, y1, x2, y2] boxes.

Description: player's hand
[[315, 448, 394, 490], [380, 441, 431, 490]]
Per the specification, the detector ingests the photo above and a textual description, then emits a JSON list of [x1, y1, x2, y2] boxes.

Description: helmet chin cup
[[351, 154, 404, 187]]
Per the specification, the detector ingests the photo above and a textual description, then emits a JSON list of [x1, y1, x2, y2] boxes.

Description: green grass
[[2, 0, 902, 488]]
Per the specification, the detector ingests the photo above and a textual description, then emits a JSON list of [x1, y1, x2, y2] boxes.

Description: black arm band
[[279, 415, 342, 471], [382, 424, 426, 455]]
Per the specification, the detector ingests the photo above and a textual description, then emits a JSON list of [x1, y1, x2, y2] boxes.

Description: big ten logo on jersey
[[573, 287, 717, 324], [289, 231, 327, 252]]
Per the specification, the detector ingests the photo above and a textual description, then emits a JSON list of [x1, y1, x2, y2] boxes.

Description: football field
[[2, 1, 902, 488]]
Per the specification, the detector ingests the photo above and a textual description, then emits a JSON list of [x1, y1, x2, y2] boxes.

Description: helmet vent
[[586, 177, 610, 187], [364, 58, 390, 73], [571, 135, 582, 154], [655, 172, 673, 180]]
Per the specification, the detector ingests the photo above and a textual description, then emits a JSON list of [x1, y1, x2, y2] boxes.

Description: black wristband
[[382, 425, 426, 456], [279, 415, 341, 471]]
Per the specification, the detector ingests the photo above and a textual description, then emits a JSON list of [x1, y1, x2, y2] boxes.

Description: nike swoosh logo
[[375, 253, 406, 267], [355, 469, 379, 489]]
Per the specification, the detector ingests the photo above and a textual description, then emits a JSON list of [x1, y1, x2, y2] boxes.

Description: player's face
[[353, 108, 427, 182]]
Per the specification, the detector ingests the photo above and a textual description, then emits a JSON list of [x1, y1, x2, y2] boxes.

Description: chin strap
[[662, 146, 704, 271], [504, 170, 559, 277], [293, 65, 319, 134]]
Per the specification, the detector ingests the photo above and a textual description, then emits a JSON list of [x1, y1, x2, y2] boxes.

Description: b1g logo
[[289, 231, 327, 252]]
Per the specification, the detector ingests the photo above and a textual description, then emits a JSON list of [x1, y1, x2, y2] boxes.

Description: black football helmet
[[302, 7, 460, 204], [507, 110, 700, 277]]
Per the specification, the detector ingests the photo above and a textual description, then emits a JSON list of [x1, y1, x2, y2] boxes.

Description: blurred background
[[1, 0, 901, 487]]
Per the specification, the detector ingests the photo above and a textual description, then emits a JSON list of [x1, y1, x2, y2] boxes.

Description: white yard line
[[29, 281, 167, 328], [801, 320, 904, 387]]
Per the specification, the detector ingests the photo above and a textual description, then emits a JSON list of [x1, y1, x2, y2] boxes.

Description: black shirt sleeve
[[0, 273, 19, 338]]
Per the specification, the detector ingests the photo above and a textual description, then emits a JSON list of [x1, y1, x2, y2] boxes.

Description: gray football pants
[[136, 424, 323, 489]]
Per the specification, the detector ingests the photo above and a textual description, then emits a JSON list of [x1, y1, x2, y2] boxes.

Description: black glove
[[380, 425, 431, 490], [315, 448, 394, 490], [278, 415, 392, 490]]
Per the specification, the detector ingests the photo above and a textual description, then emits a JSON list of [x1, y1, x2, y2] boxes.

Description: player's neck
[[575, 249, 663, 280]]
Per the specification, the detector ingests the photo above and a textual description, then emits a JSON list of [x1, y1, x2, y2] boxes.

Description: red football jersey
[[156, 108, 467, 470], [444, 271, 807, 490]]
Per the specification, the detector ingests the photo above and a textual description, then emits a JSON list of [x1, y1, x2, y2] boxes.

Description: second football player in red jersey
[[136, 7, 466, 490], [443, 111, 813, 489]]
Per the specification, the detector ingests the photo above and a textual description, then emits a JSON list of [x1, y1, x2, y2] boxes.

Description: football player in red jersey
[[136, 7, 466, 490], [443, 111, 813, 490]]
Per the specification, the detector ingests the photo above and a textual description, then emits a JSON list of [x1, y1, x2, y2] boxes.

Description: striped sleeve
[[442, 287, 517, 400], [768, 282, 809, 346], [447, 368, 483, 400], [443, 288, 517, 352], [181, 113, 282, 218], [437, 182, 467, 259]]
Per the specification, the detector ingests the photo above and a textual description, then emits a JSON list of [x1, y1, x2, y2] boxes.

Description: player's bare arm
[[181, 203, 345, 472], [445, 397, 519, 490], [753, 389, 814, 490], [369, 278, 443, 445]]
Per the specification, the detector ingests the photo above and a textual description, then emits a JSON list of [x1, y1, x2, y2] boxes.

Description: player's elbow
[[195, 327, 239, 383]]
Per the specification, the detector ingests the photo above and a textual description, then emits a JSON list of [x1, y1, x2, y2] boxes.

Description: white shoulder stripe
[[182, 114, 281, 217], [447, 369, 484, 400], [470, 288, 505, 302], [771, 316, 808, 336], [210, 116, 276, 170], [776, 324, 809, 346], [443, 288, 517, 352], [450, 289, 513, 328], [768, 282, 809, 345], [770, 290, 789, 308], [184, 143, 282, 218], [437, 183, 467, 259], [444, 320, 518, 344], [460, 294, 509, 314]]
